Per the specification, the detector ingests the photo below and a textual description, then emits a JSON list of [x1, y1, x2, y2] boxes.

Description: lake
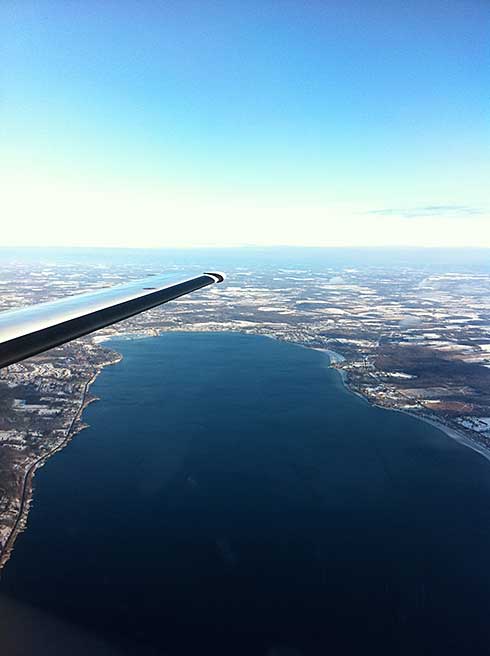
[[1, 332, 490, 655]]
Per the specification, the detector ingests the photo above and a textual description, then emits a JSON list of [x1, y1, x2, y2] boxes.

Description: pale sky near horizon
[[1, 1, 489, 248]]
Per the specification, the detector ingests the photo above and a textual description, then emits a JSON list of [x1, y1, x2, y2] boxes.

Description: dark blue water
[[2, 332, 490, 655]]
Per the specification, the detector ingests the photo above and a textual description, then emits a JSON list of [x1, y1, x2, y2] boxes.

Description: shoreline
[[315, 345, 490, 465], [0, 351, 123, 573], [398, 410, 490, 464]]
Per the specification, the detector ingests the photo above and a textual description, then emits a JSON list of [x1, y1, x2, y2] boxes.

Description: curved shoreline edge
[[313, 346, 490, 465], [0, 352, 123, 573]]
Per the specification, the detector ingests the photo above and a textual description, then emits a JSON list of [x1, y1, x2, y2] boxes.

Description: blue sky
[[1, 1, 489, 247]]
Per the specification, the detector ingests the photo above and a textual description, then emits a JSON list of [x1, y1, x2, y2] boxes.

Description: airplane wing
[[0, 271, 225, 369]]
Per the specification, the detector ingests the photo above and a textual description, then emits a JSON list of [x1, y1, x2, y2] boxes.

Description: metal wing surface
[[0, 271, 225, 368]]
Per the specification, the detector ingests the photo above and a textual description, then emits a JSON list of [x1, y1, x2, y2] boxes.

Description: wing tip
[[204, 271, 226, 283]]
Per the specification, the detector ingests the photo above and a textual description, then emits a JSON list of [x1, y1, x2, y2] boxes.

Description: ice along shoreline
[[312, 345, 490, 465]]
